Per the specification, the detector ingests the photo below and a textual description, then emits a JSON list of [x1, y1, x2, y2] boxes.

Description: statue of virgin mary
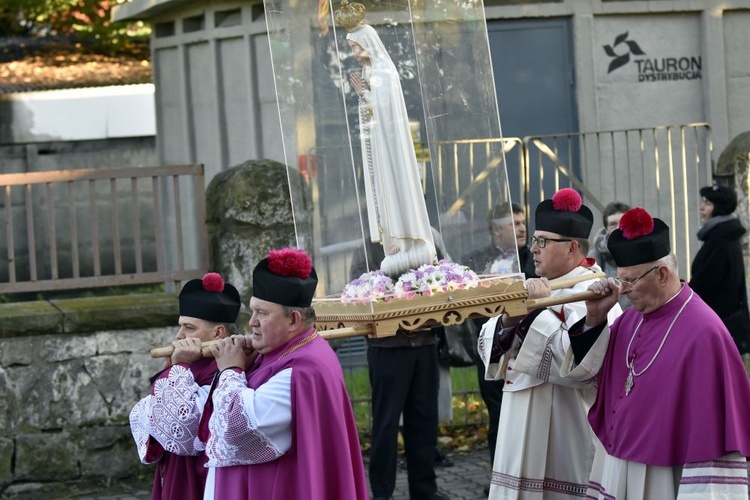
[[335, 1, 437, 276]]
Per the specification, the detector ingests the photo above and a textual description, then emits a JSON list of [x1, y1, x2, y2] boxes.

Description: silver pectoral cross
[[625, 369, 634, 396]]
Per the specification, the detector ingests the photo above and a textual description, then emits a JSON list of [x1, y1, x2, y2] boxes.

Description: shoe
[[424, 492, 451, 500], [434, 451, 454, 468]]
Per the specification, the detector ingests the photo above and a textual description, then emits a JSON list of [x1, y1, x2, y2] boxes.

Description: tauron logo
[[603, 32, 646, 73]]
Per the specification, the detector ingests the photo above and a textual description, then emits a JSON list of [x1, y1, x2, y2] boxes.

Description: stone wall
[[0, 295, 178, 496], [206, 159, 312, 303]]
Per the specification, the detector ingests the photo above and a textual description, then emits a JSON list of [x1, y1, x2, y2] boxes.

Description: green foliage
[[343, 365, 489, 452], [0, 0, 150, 55]]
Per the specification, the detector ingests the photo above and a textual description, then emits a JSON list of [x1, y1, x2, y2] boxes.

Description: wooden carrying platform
[[149, 273, 603, 357], [313, 272, 604, 340]]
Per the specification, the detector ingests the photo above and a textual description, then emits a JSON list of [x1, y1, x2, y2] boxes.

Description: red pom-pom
[[202, 272, 225, 293], [551, 188, 582, 212], [267, 248, 313, 279], [619, 207, 654, 240]]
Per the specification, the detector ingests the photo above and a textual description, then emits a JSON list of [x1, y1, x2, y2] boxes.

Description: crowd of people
[[129, 181, 750, 500]]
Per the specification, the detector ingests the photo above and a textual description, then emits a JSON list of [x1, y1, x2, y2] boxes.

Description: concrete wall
[[485, 0, 750, 157], [724, 10, 750, 142], [0, 84, 156, 145], [0, 136, 157, 174], [0, 137, 160, 286], [143, 2, 283, 182], [114, 0, 750, 189]]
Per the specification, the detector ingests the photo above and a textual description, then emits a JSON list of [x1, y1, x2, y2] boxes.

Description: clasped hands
[[169, 335, 257, 371], [349, 73, 368, 97]]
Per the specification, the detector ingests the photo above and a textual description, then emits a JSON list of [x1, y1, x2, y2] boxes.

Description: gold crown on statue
[[334, 0, 366, 32]]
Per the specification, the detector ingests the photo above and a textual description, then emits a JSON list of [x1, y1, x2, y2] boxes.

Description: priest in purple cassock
[[129, 272, 241, 500], [198, 248, 369, 500], [562, 207, 750, 498]]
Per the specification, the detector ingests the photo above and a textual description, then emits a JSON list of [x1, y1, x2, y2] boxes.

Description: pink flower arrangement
[[394, 260, 479, 299], [341, 260, 479, 302], [341, 270, 395, 303]]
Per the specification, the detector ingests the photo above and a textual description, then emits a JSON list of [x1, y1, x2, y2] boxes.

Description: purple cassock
[[145, 357, 217, 500], [590, 284, 750, 466], [199, 328, 369, 499]]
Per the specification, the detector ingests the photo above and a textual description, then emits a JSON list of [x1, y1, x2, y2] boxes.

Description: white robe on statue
[[347, 24, 436, 274], [478, 265, 622, 499]]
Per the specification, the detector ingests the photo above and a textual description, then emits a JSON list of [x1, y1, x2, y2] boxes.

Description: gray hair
[[602, 201, 631, 228], [656, 253, 678, 273], [282, 305, 317, 326], [574, 238, 590, 255]]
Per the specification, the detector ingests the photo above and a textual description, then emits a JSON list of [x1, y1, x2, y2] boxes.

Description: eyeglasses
[[530, 235, 572, 248], [614, 266, 659, 290]]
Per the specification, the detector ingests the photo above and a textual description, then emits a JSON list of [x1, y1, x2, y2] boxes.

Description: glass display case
[[263, 0, 524, 332]]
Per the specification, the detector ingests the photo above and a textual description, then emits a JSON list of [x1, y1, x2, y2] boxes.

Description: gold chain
[[280, 331, 318, 359]]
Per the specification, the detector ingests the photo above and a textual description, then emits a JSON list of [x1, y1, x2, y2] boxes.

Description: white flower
[[341, 260, 479, 302], [393, 260, 479, 299], [341, 270, 395, 303]]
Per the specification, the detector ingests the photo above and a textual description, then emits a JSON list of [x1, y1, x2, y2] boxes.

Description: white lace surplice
[[129, 364, 210, 463], [204, 368, 293, 467]]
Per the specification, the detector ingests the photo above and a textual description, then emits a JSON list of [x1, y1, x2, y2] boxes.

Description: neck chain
[[624, 290, 693, 396], [280, 331, 318, 359]]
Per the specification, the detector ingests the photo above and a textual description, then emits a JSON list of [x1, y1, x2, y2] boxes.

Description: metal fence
[[428, 123, 712, 279], [523, 123, 713, 279], [0, 164, 209, 294], [1, 123, 713, 430]]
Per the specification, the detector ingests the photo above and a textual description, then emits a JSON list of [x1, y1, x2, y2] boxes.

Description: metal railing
[[524, 123, 713, 279], [434, 137, 526, 262], [1, 165, 209, 294]]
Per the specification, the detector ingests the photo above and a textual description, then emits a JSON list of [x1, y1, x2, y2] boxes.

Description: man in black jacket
[[350, 237, 450, 500], [462, 202, 536, 279]]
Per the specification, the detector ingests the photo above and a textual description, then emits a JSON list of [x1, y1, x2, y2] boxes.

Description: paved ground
[[11, 448, 492, 500]]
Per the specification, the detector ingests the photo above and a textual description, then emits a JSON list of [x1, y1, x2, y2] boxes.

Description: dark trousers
[[368, 345, 439, 499], [476, 360, 504, 463]]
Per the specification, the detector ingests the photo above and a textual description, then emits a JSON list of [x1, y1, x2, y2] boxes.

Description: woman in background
[[690, 183, 750, 356]]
